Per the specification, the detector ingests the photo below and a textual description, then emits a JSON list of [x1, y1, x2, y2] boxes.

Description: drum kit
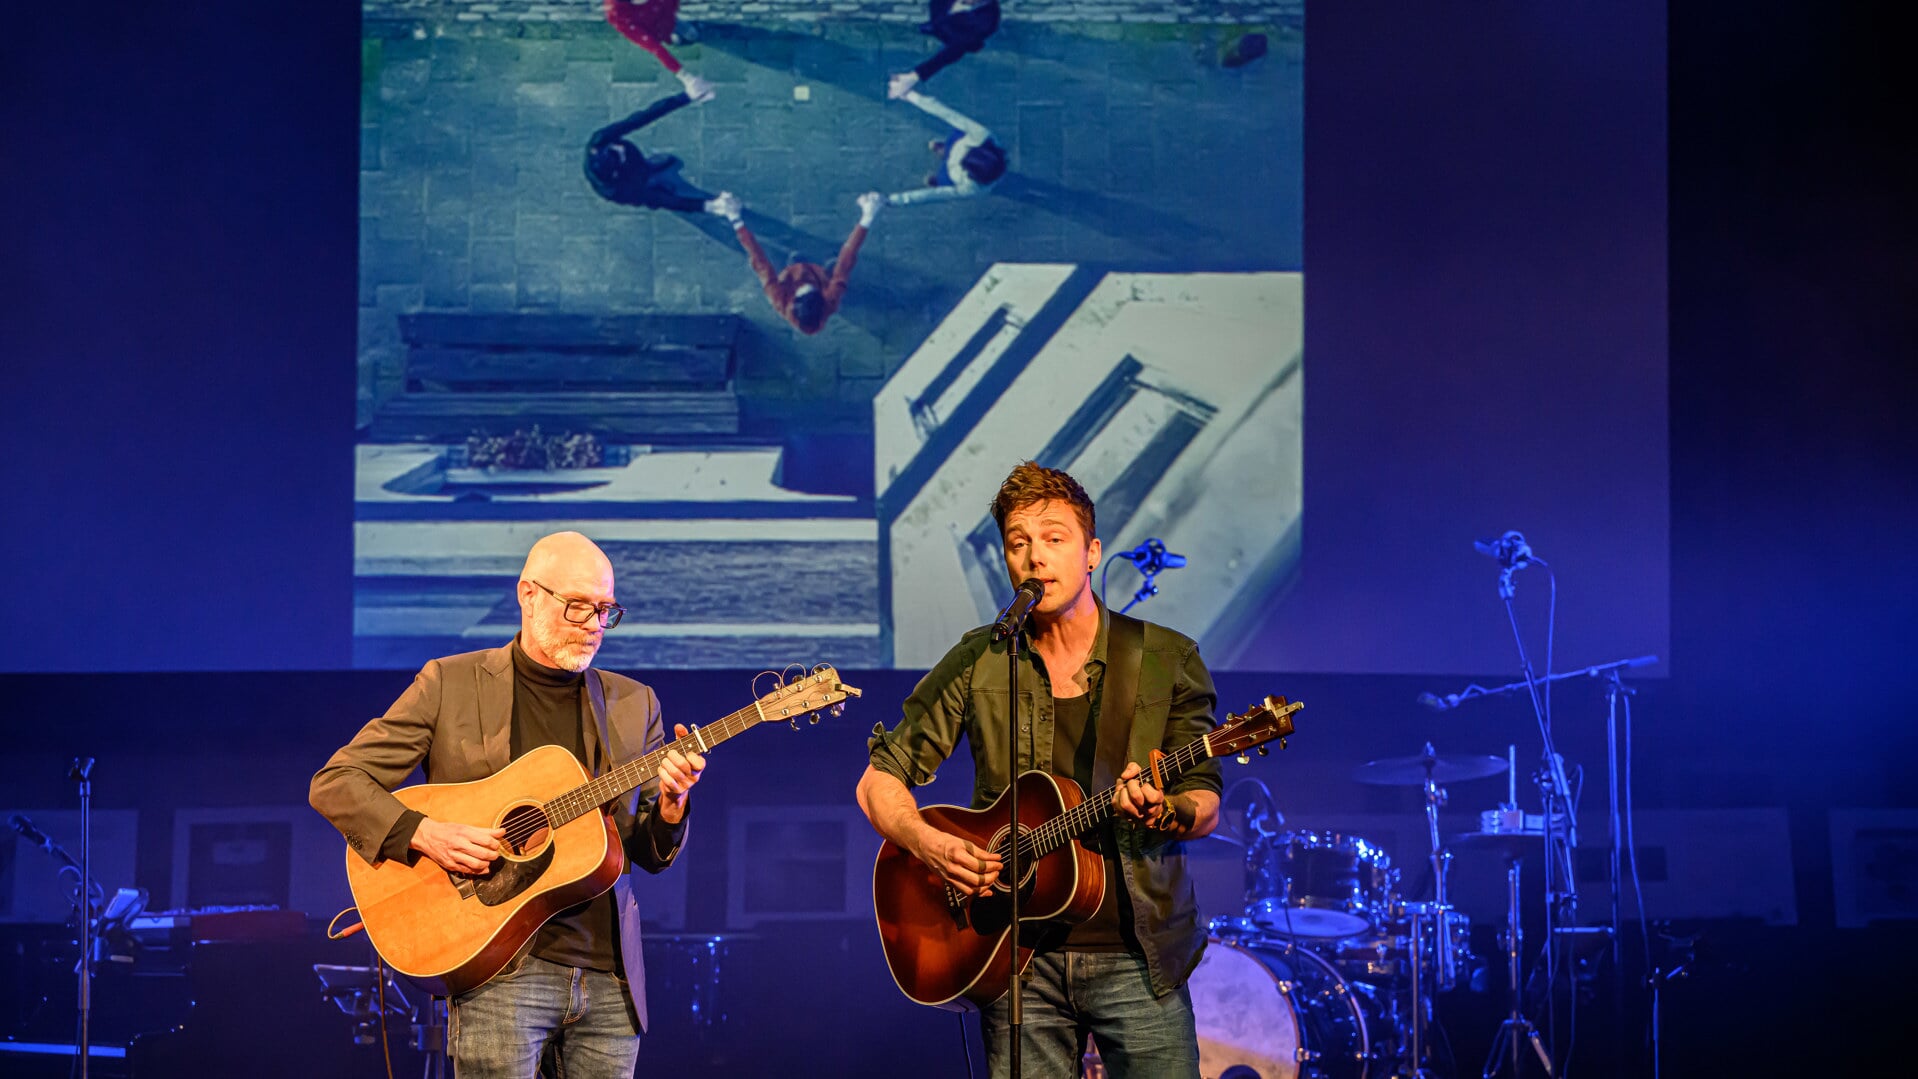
[[1189, 742, 1541, 1079]]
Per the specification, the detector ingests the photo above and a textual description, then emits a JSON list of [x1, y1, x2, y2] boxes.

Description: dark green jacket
[[867, 604, 1221, 996]]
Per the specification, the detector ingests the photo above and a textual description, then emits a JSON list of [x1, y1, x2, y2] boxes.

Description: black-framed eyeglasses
[[527, 580, 625, 629]]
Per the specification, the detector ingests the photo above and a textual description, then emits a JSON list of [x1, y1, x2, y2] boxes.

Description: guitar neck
[[542, 705, 762, 826], [1019, 736, 1217, 862]]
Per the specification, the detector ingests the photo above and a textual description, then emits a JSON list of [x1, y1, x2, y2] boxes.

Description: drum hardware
[[1423, 543, 1671, 1077], [1352, 741, 1506, 1078], [1211, 740, 1548, 1078], [1247, 832, 1398, 939], [1449, 830, 1553, 1079]]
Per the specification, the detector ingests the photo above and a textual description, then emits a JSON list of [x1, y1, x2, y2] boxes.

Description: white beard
[[528, 620, 599, 671]]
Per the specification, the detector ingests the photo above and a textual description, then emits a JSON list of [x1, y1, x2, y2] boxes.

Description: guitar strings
[[992, 735, 1214, 865], [494, 706, 757, 849], [1007, 711, 1276, 861], [491, 688, 839, 850]]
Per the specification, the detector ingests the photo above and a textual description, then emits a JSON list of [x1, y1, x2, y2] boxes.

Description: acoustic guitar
[[345, 666, 860, 996], [871, 695, 1301, 1010]]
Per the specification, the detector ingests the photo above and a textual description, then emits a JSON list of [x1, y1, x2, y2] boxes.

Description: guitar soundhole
[[498, 803, 552, 857], [989, 825, 1039, 893]]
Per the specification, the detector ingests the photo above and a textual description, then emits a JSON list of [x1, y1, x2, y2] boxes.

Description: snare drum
[[1206, 914, 1266, 947], [1328, 904, 1473, 990], [1248, 832, 1397, 939], [1188, 938, 1384, 1079]]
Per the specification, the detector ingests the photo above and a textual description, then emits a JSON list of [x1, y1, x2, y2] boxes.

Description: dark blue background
[[1, 0, 1914, 1071]]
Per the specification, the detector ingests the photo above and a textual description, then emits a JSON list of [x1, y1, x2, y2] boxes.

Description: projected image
[[354, 1, 1304, 670]]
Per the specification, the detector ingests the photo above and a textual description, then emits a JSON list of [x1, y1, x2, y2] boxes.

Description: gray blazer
[[308, 640, 685, 1031]]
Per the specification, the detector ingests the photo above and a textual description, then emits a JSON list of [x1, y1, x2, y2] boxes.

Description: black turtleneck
[[511, 639, 618, 972]]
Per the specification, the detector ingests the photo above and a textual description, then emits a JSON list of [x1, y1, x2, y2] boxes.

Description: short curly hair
[[989, 461, 1095, 543]]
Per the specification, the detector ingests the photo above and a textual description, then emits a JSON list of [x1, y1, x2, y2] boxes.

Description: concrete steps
[[352, 447, 880, 670]]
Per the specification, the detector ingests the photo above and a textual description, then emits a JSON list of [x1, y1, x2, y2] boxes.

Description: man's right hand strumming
[[411, 818, 506, 875], [858, 764, 1002, 897], [914, 829, 1003, 898]]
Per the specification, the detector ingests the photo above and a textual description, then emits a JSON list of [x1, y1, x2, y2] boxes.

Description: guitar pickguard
[[461, 845, 555, 907]]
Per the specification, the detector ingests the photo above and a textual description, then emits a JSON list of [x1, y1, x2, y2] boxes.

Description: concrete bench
[[371, 312, 743, 441]]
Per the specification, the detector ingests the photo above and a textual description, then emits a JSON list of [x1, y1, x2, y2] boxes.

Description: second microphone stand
[[72, 756, 98, 1079]]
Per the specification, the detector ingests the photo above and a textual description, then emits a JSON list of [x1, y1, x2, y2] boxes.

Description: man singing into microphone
[[856, 461, 1221, 1077]]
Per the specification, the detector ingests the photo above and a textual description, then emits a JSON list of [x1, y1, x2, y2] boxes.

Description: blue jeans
[[980, 951, 1200, 1079], [450, 954, 639, 1079]]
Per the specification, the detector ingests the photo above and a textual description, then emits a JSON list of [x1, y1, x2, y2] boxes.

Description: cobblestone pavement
[[358, 17, 1302, 427]]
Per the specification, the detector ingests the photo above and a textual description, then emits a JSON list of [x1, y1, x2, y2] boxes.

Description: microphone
[[8, 814, 80, 871], [1473, 530, 1543, 569], [1115, 538, 1187, 575], [8, 813, 50, 848], [992, 578, 1045, 641], [1416, 691, 1458, 712]]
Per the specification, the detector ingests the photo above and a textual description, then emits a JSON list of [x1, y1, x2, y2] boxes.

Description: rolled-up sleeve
[[868, 638, 978, 788], [1163, 642, 1223, 798]]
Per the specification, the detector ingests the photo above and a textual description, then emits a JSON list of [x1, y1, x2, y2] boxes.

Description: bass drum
[[1188, 938, 1384, 1079]]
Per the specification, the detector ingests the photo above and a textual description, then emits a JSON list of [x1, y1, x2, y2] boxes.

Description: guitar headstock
[[753, 664, 863, 730], [1206, 695, 1302, 762]]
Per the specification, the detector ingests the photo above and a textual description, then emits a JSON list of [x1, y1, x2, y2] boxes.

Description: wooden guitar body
[[872, 771, 1106, 1011], [344, 744, 624, 997], [870, 695, 1301, 1014]]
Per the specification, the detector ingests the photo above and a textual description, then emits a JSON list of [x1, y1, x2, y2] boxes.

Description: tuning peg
[[830, 704, 846, 717], [788, 717, 801, 731], [1235, 753, 1250, 765], [809, 713, 820, 725]]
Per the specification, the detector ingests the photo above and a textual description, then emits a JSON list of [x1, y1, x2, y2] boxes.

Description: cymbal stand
[[1419, 751, 1458, 990], [1405, 746, 1455, 1078], [1484, 851, 1553, 1078]]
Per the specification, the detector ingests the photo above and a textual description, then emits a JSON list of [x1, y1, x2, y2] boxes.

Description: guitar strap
[[1100, 609, 1145, 756], [584, 668, 611, 776]]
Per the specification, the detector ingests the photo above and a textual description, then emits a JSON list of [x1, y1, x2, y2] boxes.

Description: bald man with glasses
[[311, 531, 706, 1078]]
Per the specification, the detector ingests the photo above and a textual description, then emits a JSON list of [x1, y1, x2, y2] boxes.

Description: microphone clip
[[1475, 530, 1544, 600], [1116, 538, 1187, 577]]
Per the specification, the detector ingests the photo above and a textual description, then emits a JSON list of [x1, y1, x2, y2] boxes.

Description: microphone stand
[[1118, 569, 1158, 615], [71, 757, 96, 1079], [1005, 623, 1024, 1078], [1602, 669, 1631, 1079], [993, 602, 1036, 1078], [1418, 656, 1659, 712]]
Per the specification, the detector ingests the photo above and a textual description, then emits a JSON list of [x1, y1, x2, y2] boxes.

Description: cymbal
[[1352, 751, 1508, 785]]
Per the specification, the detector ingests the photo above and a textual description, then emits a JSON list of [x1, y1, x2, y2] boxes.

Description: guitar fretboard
[[1003, 732, 1220, 864], [541, 703, 763, 827]]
